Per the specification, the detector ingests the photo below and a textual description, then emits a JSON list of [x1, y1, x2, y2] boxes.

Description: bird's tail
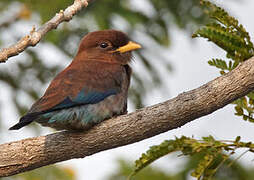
[[9, 113, 39, 130]]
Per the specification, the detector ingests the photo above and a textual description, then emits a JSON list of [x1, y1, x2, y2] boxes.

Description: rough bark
[[1, 57, 254, 177]]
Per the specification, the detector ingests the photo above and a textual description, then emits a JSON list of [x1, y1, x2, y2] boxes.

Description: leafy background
[[1, 0, 254, 179]]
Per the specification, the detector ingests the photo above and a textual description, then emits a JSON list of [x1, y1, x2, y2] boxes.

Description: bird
[[9, 30, 141, 131]]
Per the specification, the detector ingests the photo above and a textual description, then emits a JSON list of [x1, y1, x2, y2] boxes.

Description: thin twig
[[0, 0, 89, 63]]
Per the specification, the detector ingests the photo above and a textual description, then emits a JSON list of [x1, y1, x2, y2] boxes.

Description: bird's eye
[[100, 42, 109, 48]]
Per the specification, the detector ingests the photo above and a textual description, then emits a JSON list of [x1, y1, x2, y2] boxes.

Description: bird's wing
[[9, 61, 127, 130], [29, 61, 124, 114]]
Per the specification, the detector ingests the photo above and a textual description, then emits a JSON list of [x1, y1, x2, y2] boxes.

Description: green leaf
[[131, 136, 254, 179], [193, 0, 254, 123]]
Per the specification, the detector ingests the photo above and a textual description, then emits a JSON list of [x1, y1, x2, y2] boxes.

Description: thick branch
[[0, 0, 89, 63], [1, 57, 254, 177]]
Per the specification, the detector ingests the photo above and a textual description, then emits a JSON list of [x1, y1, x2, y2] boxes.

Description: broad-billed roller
[[9, 30, 141, 131]]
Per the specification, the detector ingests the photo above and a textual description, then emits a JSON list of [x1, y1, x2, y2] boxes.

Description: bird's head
[[75, 30, 141, 65]]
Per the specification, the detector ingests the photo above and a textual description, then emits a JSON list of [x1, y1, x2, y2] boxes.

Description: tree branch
[[1, 56, 254, 177], [0, 0, 89, 63]]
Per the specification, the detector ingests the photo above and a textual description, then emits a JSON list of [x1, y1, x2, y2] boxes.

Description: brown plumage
[[9, 30, 141, 130]]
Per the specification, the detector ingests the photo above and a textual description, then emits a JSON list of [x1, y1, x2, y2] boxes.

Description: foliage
[[131, 1, 254, 179], [193, 0, 254, 122], [109, 153, 254, 180], [131, 136, 254, 180]]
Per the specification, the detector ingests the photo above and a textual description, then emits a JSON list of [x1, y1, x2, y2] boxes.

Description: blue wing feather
[[52, 88, 118, 110]]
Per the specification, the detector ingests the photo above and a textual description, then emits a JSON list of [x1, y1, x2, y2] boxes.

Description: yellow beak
[[114, 41, 142, 53]]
